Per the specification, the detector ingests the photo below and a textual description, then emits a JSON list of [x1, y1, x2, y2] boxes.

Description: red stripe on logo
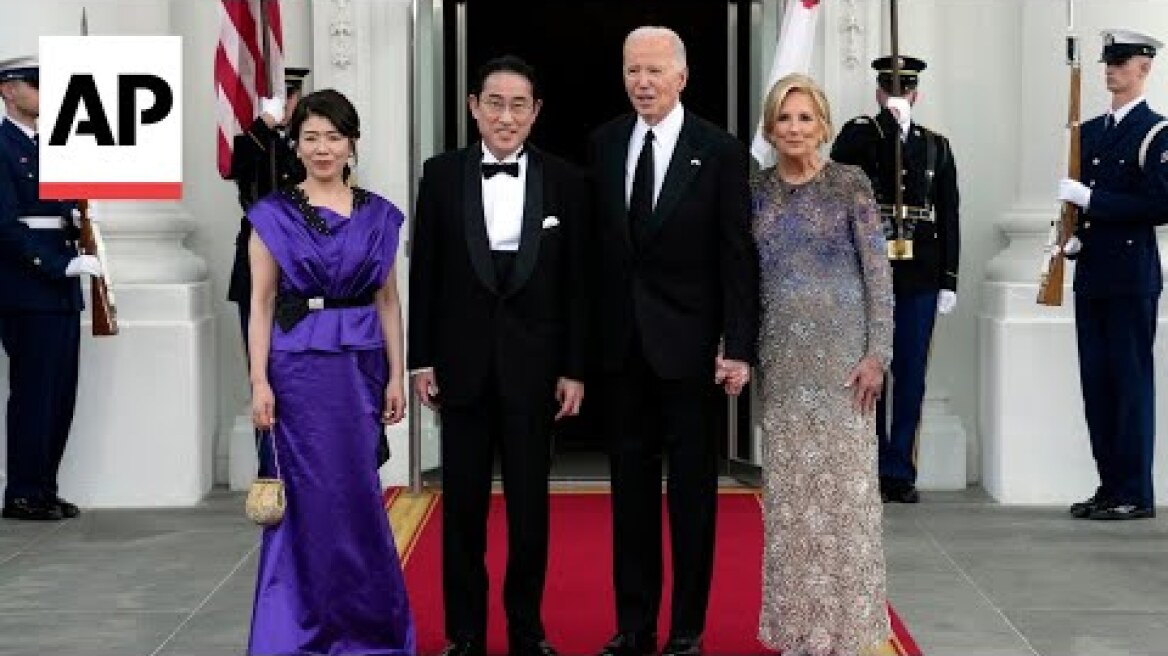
[[40, 182, 183, 200]]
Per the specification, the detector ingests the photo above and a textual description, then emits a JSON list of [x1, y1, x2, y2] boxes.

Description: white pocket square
[[542, 216, 560, 229], [690, 158, 702, 166]]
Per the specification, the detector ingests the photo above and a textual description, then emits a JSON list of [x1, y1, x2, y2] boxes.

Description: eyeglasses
[[479, 96, 534, 119]]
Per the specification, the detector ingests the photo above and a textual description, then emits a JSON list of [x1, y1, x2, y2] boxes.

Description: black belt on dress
[[274, 291, 375, 331]]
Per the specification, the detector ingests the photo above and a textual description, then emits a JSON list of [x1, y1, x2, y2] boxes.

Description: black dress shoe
[[660, 636, 702, 656], [1087, 503, 1156, 520], [2, 498, 64, 521], [878, 476, 891, 503], [596, 632, 656, 656], [1069, 489, 1105, 519], [510, 638, 559, 656], [884, 480, 920, 504], [54, 496, 81, 519], [440, 640, 486, 656]]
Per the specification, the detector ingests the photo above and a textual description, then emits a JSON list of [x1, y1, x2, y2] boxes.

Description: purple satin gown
[[246, 189, 415, 656]]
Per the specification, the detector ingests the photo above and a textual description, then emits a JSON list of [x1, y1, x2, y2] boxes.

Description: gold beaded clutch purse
[[245, 431, 285, 526]]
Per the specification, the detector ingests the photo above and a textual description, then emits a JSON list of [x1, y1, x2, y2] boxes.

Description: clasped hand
[[715, 356, 750, 396]]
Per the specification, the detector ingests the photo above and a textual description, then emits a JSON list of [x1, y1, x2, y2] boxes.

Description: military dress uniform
[[225, 67, 308, 341], [0, 58, 83, 521], [1065, 30, 1168, 520], [830, 56, 960, 502]]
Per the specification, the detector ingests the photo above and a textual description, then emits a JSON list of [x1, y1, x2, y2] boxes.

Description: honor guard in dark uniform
[[1059, 30, 1168, 520], [226, 67, 308, 342], [0, 55, 102, 521], [831, 55, 960, 504]]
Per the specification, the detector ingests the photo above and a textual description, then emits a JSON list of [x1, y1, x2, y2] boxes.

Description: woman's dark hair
[[287, 88, 360, 141], [472, 55, 540, 99], [287, 89, 361, 180]]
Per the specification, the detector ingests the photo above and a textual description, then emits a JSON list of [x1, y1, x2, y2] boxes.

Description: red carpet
[[395, 490, 921, 656]]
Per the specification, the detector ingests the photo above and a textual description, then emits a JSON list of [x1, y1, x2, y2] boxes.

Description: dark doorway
[[447, 0, 750, 164], [441, 0, 757, 473]]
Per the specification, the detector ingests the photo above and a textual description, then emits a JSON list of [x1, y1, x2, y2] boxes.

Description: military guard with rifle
[[226, 67, 309, 344], [831, 52, 960, 504], [0, 55, 105, 520], [1058, 29, 1168, 521]]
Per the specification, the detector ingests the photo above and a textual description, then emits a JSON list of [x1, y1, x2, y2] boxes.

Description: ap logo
[[39, 36, 182, 199]]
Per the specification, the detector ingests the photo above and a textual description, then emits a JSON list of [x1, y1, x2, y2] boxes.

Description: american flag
[[214, 0, 285, 178]]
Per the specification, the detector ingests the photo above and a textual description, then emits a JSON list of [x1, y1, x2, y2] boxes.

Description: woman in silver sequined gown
[[751, 74, 894, 656]]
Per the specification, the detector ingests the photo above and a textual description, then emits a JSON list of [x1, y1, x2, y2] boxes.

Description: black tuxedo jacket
[[408, 143, 588, 406], [589, 110, 758, 379]]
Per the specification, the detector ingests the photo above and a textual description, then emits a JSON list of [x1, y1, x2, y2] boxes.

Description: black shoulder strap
[[864, 115, 886, 140]]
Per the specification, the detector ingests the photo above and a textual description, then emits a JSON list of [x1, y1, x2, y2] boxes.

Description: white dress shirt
[[625, 102, 685, 209], [481, 146, 526, 252]]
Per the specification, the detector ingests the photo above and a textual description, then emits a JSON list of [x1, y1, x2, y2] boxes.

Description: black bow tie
[[481, 162, 520, 179]]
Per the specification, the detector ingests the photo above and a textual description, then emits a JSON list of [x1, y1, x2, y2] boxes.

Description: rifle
[[77, 200, 118, 336], [1037, 0, 1081, 306], [887, 0, 912, 260], [74, 8, 117, 335]]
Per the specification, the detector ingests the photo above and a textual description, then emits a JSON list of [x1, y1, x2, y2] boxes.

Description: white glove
[[886, 96, 912, 136], [259, 96, 286, 125], [937, 290, 957, 315], [1058, 178, 1092, 209], [70, 206, 103, 223], [1063, 235, 1083, 256], [65, 254, 103, 278]]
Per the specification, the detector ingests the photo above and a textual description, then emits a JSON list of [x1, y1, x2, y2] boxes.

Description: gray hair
[[624, 26, 687, 69]]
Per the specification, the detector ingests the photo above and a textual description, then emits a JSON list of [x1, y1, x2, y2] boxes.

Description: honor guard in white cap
[[1059, 29, 1168, 520], [0, 54, 99, 521]]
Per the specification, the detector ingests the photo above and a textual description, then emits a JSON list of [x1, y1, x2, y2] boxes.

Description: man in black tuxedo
[[408, 55, 587, 656], [590, 27, 758, 656]]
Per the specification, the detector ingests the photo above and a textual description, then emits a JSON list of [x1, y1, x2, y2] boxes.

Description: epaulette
[[851, 115, 885, 140], [913, 123, 940, 139]]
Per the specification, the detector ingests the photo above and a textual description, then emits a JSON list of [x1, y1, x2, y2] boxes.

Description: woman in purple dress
[[245, 89, 415, 656]]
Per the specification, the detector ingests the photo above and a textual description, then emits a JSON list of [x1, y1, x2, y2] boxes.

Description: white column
[[62, 201, 217, 507], [980, 0, 1168, 504]]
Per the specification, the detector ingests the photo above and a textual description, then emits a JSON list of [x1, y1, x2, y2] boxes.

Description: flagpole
[[77, 7, 120, 336], [259, 0, 273, 96], [257, 0, 278, 192]]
